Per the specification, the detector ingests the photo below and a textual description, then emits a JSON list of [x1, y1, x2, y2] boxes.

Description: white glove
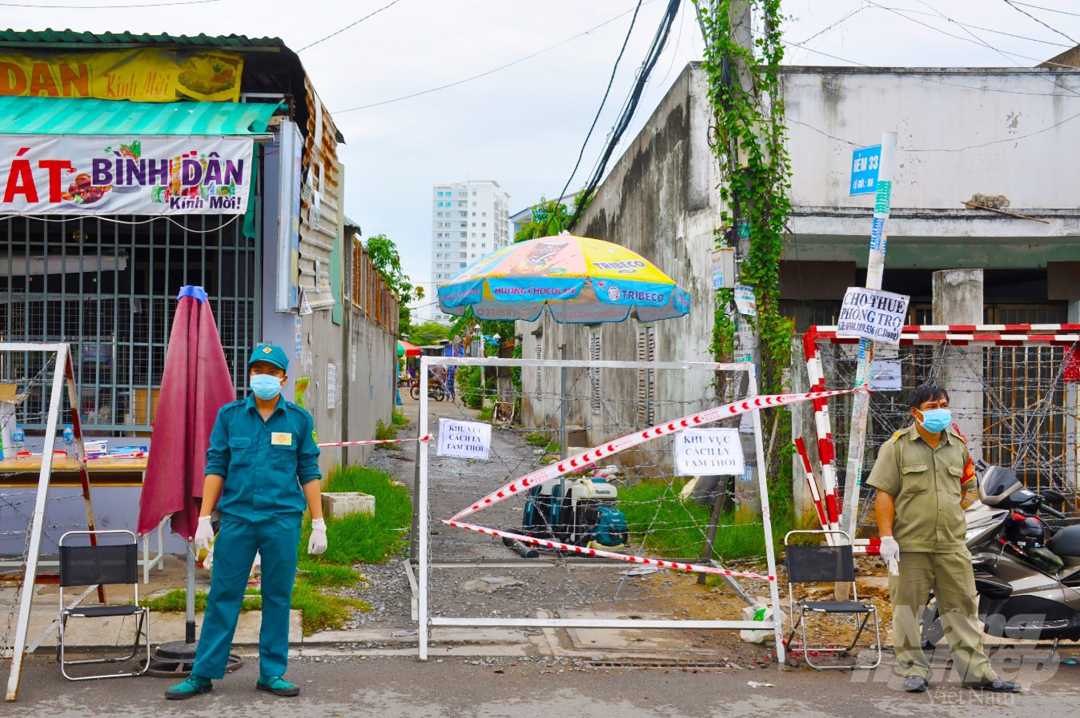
[[879, 535, 900, 563], [203, 546, 214, 571], [194, 516, 214, 552], [308, 518, 328, 555]]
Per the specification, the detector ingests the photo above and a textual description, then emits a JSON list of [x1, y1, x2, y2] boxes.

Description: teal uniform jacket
[[204, 394, 322, 522]]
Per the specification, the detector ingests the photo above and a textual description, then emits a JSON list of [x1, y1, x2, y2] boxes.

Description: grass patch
[[524, 432, 551, 447], [392, 410, 410, 427], [139, 588, 261, 613], [477, 405, 494, 421], [302, 465, 413, 564], [290, 580, 369, 635], [296, 560, 367, 588], [375, 419, 401, 450], [618, 479, 800, 560]]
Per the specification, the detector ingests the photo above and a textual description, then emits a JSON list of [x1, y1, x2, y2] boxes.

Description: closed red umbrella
[[137, 285, 236, 539]]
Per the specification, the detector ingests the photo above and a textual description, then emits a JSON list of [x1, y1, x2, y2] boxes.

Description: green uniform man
[[867, 383, 1019, 694], [166, 344, 326, 700]]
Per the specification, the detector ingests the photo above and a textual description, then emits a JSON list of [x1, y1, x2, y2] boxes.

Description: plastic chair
[[57, 530, 150, 680], [784, 530, 881, 670]]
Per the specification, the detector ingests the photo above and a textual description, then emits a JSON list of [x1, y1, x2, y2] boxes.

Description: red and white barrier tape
[[450, 387, 863, 522], [443, 519, 776, 581], [318, 435, 431, 448]]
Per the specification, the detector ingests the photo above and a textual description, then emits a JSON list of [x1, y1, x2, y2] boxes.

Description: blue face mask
[[918, 408, 952, 433], [250, 373, 283, 400]]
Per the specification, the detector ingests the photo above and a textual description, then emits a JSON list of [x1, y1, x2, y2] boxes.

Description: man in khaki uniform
[[867, 383, 1020, 694]]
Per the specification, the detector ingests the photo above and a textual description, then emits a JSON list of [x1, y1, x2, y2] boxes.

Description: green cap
[[248, 344, 289, 372]]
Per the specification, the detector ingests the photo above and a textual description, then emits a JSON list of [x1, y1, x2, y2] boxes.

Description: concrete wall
[[784, 67, 1080, 268]]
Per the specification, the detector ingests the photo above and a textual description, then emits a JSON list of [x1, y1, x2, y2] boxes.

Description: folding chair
[[784, 530, 881, 670], [57, 530, 150, 680]]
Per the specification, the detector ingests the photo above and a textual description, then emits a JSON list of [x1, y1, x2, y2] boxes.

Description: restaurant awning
[[0, 97, 282, 136]]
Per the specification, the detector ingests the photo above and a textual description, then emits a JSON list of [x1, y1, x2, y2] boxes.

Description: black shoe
[[904, 675, 929, 693], [969, 678, 1021, 693]]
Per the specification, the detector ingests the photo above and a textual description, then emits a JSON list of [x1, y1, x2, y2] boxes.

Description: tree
[[365, 234, 415, 332], [408, 320, 450, 346], [513, 191, 592, 243]]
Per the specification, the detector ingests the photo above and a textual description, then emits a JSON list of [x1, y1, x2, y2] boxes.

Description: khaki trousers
[[889, 550, 996, 685]]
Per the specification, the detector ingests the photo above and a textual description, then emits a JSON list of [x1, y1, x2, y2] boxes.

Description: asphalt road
[[11, 653, 1080, 718]]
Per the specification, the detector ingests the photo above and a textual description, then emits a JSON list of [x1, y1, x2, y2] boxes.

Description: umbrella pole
[[185, 541, 196, 643], [559, 301, 568, 461]]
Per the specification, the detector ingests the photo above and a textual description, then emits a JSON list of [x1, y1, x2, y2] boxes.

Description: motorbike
[[921, 461, 1080, 649], [408, 376, 446, 402]]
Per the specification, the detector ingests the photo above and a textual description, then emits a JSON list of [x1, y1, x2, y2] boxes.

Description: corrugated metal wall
[[298, 78, 339, 311]]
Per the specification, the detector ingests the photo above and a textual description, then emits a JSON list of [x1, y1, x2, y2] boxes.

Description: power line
[[782, 38, 1080, 99], [568, 0, 682, 230], [1002, 0, 1079, 45], [1013, 1, 1080, 20], [558, 0, 645, 209], [863, 0, 1068, 66], [903, 0, 1080, 97], [795, 2, 870, 45], [878, 4, 1070, 47], [297, 0, 404, 53], [335, 3, 658, 114]]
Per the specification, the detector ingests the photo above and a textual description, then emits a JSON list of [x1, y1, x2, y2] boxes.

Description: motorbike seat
[[1048, 525, 1080, 558]]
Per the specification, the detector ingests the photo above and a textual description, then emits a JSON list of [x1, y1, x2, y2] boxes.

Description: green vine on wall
[[695, 0, 793, 395]]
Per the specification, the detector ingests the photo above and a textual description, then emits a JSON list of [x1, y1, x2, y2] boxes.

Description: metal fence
[[0, 215, 259, 432]]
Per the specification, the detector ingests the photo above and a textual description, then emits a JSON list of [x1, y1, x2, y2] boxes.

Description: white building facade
[[430, 180, 511, 321]]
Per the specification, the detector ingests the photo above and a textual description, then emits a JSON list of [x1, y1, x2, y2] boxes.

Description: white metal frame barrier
[[415, 356, 786, 664], [2, 342, 100, 701]]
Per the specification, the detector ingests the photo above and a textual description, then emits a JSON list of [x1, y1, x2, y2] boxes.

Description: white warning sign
[[437, 418, 492, 460], [674, 428, 745, 477]]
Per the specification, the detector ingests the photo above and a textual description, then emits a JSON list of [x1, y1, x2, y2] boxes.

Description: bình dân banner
[[0, 48, 243, 102]]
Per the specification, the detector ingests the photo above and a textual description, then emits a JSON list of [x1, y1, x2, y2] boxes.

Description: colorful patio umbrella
[[398, 340, 421, 357], [436, 234, 691, 324]]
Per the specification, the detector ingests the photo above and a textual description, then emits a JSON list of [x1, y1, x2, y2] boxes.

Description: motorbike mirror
[[1042, 489, 1066, 505]]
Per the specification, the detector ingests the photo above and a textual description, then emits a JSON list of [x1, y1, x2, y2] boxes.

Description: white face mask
[[250, 374, 283, 400]]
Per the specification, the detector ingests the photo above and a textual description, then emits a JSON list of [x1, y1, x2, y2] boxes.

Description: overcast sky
[[5, 0, 1077, 306]]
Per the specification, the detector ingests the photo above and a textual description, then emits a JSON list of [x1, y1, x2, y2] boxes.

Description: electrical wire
[[1002, 0, 1079, 45], [903, 0, 1080, 98], [335, 2, 658, 114], [782, 39, 1080, 99], [875, 4, 1070, 47], [795, 1, 870, 45], [863, 0, 1072, 67], [1013, 1, 1080, 19], [567, 0, 682, 230], [557, 0, 645, 210], [297, 0, 404, 53]]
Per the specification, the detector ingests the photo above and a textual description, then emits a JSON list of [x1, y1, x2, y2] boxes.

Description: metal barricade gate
[[415, 357, 786, 663]]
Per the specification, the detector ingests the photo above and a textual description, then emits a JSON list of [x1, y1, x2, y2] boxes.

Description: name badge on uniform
[[271, 432, 293, 446]]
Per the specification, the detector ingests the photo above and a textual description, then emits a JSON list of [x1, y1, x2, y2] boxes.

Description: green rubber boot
[[165, 675, 213, 700], [256, 675, 300, 697]]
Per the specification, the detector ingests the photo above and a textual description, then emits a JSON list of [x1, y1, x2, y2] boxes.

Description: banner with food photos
[[0, 135, 253, 214], [0, 48, 242, 102]]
